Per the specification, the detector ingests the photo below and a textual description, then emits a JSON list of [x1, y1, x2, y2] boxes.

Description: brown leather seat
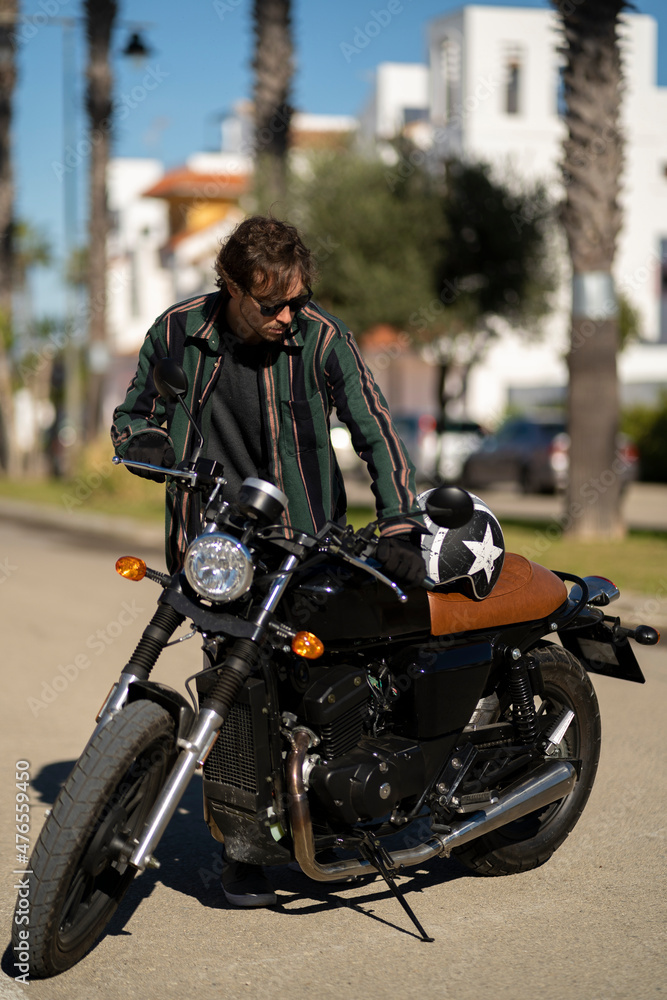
[[428, 552, 568, 636]]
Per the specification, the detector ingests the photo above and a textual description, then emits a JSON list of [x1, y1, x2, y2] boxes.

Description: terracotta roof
[[360, 323, 407, 349], [144, 168, 249, 199]]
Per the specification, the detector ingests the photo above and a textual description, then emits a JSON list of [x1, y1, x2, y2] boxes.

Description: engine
[[298, 664, 426, 825]]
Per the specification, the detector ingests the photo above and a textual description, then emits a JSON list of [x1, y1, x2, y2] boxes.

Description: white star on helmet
[[463, 523, 504, 583]]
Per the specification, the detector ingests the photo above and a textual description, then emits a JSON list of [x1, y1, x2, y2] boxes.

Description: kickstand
[[360, 834, 434, 943]]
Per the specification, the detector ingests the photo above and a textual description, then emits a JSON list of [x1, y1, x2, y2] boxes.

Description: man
[[112, 214, 425, 905]]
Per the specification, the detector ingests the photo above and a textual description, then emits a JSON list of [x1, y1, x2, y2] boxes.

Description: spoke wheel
[[453, 645, 601, 876], [13, 701, 174, 978]]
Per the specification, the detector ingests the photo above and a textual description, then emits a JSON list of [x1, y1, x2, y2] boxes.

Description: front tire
[[453, 645, 601, 876], [13, 701, 175, 978]]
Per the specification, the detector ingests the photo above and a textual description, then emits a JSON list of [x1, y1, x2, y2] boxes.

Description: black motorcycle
[[13, 360, 660, 977]]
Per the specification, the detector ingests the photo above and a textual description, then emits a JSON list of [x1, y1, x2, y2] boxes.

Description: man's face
[[227, 272, 310, 345]]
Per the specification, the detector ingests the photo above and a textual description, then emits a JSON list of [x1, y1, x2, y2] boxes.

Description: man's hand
[[123, 433, 175, 483], [376, 535, 426, 588]]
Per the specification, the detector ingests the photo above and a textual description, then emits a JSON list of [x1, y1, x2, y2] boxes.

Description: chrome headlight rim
[[183, 532, 254, 603]]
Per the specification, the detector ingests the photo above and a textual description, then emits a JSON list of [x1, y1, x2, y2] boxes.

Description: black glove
[[123, 432, 175, 483], [376, 535, 426, 588]]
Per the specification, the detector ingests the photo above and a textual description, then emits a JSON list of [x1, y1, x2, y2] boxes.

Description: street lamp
[[122, 30, 151, 67]]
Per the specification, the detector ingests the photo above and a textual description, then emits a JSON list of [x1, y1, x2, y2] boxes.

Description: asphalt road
[[0, 519, 665, 1000]]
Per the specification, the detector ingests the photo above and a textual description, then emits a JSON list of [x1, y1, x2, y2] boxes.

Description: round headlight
[[184, 533, 253, 602]]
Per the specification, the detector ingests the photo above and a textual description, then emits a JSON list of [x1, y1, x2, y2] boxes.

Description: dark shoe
[[221, 859, 277, 908]]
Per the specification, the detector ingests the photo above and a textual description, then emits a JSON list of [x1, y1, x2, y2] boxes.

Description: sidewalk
[[0, 495, 164, 552], [345, 479, 667, 534]]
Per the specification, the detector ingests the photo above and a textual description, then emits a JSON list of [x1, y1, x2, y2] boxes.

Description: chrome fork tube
[[250, 553, 300, 637], [129, 707, 223, 871]]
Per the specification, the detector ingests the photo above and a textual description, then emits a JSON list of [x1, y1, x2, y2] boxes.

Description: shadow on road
[[3, 758, 472, 978]]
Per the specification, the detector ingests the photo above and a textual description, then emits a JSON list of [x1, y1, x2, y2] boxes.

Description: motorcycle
[[13, 359, 660, 977]]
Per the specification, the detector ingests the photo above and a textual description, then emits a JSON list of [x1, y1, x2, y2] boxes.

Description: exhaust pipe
[[287, 729, 577, 882]]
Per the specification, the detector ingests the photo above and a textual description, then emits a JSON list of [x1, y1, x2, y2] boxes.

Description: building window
[[504, 45, 522, 115], [556, 62, 568, 117], [440, 36, 461, 122], [403, 108, 429, 126]]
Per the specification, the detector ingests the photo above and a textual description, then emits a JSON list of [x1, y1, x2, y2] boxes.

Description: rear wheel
[[453, 645, 600, 876], [13, 701, 175, 978]]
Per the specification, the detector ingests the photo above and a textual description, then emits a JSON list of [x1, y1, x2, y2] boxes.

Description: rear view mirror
[[154, 358, 188, 401], [153, 358, 203, 463], [425, 486, 474, 529]]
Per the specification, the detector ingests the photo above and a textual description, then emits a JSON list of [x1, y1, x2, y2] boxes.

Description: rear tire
[[453, 645, 600, 876], [13, 701, 175, 978]]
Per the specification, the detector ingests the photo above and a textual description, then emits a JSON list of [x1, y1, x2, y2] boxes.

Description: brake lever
[[332, 547, 408, 603], [112, 456, 198, 484]]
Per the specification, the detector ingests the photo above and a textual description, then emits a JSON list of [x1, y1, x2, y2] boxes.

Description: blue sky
[[14, 0, 667, 319]]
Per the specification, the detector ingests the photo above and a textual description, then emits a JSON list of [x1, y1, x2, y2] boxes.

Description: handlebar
[[112, 456, 434, 602], [111, 456, 198, 483], [112, 456, 226, 489]]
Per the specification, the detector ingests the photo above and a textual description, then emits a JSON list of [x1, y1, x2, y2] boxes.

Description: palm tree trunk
[[0, 0, 17, 475], [554, 0, 628, 539], [252, 0, 293, 208], [84, 0, 117, 441]]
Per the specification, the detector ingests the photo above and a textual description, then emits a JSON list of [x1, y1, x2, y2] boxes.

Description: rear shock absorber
[[509, 655, 539, 745]]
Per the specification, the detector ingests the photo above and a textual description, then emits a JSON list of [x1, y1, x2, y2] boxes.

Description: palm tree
[[552, 0, 629, 539], [84, 0, 117, 440], [252, 0, 293, 207], [0, 0, 17, 474]]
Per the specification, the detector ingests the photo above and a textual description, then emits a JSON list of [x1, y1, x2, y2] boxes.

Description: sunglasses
[[250, 287, 312, 317]]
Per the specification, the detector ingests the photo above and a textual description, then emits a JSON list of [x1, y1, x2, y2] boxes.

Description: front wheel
[[453, 645, 601, 876], [13, 700, 175, 978]]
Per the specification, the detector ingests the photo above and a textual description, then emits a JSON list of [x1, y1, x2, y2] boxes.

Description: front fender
[[126, 680, 196, 740]]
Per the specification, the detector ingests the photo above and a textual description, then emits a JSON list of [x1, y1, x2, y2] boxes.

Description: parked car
[[330, 413, 442, 484], [461, 413, 639, 494], [418, 416, 488, 485]]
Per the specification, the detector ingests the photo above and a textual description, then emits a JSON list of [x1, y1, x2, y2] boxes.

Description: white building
[[359, 62, 430, 153], [106, 159, 172, 359], [365, 6, 667, 424]]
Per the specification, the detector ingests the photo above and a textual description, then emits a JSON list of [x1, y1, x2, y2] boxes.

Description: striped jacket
[[111, 290, 420, 570]]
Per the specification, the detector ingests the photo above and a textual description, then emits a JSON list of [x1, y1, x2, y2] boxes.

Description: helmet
[[416, 489, 505, 600]]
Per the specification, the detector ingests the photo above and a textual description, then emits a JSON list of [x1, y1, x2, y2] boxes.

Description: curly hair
[[214, 215, 317, 296]]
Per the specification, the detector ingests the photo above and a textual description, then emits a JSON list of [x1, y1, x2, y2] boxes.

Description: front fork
[[127, 554, 299, 872], [88, 602, 187, 747]]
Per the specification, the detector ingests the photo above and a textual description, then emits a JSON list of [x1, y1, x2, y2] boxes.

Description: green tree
[[622, 394, 667, 483], [428, 158, 558, 420], [293, 152, 557, 425], [292, 151, 444, 335], [552, 0, 629, 539]]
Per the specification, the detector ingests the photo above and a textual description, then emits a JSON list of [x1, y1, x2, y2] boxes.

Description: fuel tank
[[282, 560, 432, 643]]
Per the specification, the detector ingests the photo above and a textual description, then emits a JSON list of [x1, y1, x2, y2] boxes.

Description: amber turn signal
[[291, 631, 325, 659], [115, 556, 147, 581]]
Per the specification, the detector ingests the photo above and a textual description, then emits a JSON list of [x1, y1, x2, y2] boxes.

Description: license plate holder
[[560, 622, 646, 683]]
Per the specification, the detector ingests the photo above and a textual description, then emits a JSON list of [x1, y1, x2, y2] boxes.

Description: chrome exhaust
[[287, 729, 577, 882]]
